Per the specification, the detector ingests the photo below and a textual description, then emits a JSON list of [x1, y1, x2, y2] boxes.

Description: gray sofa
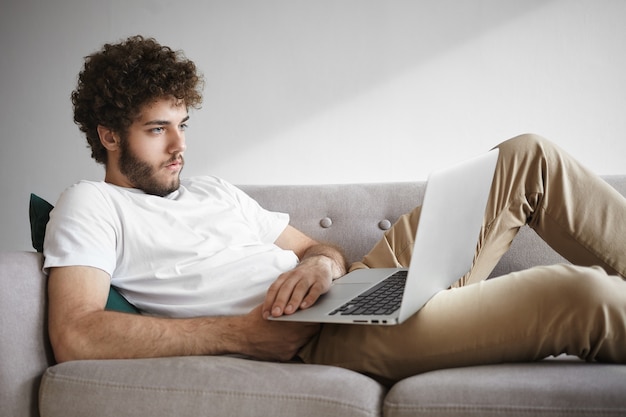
[[2, 179, 626, 417]]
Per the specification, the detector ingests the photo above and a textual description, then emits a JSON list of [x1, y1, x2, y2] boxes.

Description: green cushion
[[106, 285, 140, 314], [29, 193, 139, 314], [29, 193, 53, 253]]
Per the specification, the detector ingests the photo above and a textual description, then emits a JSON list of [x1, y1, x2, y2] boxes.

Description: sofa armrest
[[0, 251, 55, 417]]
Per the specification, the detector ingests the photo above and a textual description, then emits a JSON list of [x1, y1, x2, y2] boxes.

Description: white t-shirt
[[43, 176, 298, 318]]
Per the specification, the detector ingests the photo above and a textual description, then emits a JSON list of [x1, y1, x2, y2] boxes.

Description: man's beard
[[118, 140, 183, 197]]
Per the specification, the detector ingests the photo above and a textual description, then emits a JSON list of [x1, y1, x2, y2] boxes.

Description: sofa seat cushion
[[39, 356, 385, 417], [384, 359, 626, 417]]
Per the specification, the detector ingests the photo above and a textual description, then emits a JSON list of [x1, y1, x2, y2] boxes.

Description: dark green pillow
[[29, 193, 53, 253], [29, 193, 139, 314], [105, 285, 140, 314]]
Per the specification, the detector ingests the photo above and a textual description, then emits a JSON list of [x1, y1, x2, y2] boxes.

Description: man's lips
[[165, 159, 183, 171]]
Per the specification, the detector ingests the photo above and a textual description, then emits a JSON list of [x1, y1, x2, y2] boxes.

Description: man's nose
[[168, 129, 186, 153]]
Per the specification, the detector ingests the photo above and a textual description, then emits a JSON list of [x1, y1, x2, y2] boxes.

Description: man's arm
[[48, 265, 319, 363], [264, 225, 347, 318]]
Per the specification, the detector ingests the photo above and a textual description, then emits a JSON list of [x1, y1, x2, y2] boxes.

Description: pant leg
[[299, 264, 626, 382], [349, 206, 421, 272], [351, 133, 626, 281], [298, 134, 626, 381], [484, 133, 626, 279]]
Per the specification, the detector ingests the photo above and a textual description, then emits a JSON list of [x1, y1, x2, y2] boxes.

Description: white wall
[[2, 0, 625, 252]]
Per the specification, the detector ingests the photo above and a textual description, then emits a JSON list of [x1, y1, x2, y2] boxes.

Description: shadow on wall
[[192, 0, 555, 154]]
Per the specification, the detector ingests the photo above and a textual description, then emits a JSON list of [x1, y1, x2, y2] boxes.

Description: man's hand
[[262, 254, 335, 318], [266, 225, 348, 319], [238, 305, 320, 361]]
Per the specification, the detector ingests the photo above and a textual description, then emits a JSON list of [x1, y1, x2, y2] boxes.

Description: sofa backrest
[[241, 182, 425, 265], [242, 176, 626, 276]]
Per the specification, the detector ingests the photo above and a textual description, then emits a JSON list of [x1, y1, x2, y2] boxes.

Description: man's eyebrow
[[143, 115, 190, 126]]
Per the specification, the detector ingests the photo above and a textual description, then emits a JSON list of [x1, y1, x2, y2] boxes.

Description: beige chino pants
[[298, 134, 626, 383]]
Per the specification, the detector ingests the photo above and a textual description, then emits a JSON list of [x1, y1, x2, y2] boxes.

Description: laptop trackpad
[[322, 282, 373, 301]]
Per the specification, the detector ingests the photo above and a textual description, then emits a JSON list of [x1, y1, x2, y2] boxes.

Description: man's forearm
[[51, 310, 243, 362], [51, 305, 319, 364]]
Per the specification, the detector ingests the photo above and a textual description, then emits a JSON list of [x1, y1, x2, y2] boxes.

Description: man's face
[[116, 98, 189, 197]]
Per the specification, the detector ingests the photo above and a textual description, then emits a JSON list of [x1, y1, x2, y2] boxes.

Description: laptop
[[270, 148, 499, 325]]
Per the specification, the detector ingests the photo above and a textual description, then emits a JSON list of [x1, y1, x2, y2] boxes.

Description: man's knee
[[497, 133, 553, 159]]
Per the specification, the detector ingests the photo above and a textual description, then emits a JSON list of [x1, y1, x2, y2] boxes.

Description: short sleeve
[[43, 182, 118, 276]]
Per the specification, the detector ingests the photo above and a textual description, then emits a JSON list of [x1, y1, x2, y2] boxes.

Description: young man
[[45, 35, 626, 383]]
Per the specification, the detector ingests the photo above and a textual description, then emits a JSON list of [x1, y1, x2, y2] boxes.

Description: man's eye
[[179, 123, 188, 131], [151, 127, 165, 134]]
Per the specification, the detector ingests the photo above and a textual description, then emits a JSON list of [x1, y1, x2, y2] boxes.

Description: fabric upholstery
[[0, 251, 54, 417], [40, 356, 385, 417], [384, 359, 626, 416], [241, 183, 425, 265]]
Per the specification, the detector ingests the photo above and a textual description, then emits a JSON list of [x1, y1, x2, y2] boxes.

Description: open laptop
[[270, 148, 499, 325]]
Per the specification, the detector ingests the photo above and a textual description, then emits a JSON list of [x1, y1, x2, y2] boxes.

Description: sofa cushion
[[383, 359, 626, 417], [39, 356, 385, 417]]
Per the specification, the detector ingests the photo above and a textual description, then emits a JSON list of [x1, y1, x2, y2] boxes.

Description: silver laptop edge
[[270, 148, 499, 325]]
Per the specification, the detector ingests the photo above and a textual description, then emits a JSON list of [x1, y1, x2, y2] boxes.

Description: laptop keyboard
[[329, 270, 407, 316]]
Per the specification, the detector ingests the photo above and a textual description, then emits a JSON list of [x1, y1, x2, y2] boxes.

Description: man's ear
[[97, 125, 120, 151]]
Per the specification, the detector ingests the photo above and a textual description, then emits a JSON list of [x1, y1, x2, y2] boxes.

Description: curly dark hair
[[71, 35, 203, 165]]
